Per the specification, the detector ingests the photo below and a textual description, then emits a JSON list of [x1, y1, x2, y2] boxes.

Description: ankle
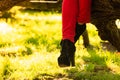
[[78, 23, 85, 25]]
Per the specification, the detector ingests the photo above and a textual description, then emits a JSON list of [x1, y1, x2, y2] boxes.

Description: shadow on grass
[[62, 46, 120, 80]]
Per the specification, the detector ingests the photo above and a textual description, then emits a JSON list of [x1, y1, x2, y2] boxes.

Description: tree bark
[[91, 0, 120, 51], [0, 0, 29, 12]]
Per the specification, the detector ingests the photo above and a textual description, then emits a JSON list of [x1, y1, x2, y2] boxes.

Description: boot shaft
[[74, 23, 86, 43]]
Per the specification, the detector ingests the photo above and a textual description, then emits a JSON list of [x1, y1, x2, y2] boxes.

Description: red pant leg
[[62, 0, 78, 42], [78, 0, 91, 23]]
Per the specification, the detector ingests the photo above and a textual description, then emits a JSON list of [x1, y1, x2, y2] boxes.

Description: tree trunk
[[91, 0, 120, 51]]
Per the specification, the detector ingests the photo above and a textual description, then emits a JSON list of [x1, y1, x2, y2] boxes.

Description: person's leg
[[58, 0, 78, 67], [74, 0, 91, 43], [62, 0, 78, 43], [78, 0, 91, 23]]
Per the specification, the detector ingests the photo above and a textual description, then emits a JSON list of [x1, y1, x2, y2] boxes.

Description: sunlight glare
[[116, 19, 120, 29], [0, 22, 13, 34]]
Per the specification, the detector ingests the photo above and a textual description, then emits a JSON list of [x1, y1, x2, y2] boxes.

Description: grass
[[0, 6, 120, 80]]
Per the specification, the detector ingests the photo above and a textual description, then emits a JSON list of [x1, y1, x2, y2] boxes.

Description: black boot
[[58, 39, 76, 67], [74, 23, 86, 43]]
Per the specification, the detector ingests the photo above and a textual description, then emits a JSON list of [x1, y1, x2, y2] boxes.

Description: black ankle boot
[[58, 39, 76, 67], [74, 23, 86, 43]]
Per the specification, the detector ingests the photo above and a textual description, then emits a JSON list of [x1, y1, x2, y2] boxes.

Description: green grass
[[0, 6, 120, 80]]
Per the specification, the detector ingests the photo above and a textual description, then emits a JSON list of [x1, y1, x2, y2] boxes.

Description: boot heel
[[70, 57, 75, 66], [58, 55, 70, 67]]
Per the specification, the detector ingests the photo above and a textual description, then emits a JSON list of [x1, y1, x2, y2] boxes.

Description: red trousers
[[62, 0, 91, 42]]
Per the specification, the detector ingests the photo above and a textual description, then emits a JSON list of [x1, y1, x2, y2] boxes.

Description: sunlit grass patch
[[0, 7, 62, 55], [0, 52, 65, 80]]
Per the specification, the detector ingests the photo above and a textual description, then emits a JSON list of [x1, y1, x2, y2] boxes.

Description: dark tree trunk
[[91, 0, 120, 51]]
